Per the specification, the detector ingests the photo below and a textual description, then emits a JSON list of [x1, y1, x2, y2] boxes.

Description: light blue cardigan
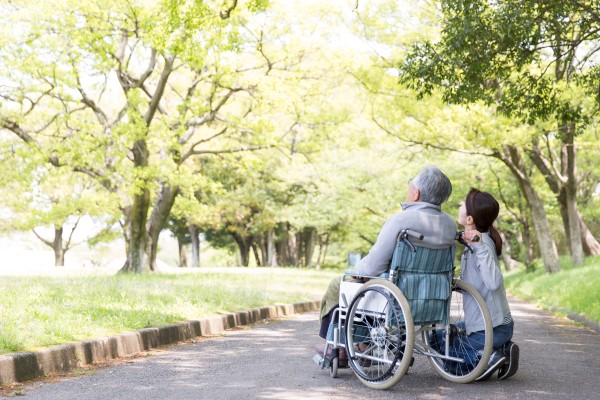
[[460, 232, 513, 334]]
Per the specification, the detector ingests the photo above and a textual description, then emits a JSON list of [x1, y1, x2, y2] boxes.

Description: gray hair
[[411, 166, 452, 205]]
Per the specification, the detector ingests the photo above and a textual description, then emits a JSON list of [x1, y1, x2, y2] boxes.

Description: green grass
[[4, 256, 597, 355], [0, 267, 341, 354], [504, 255, 600, 324]]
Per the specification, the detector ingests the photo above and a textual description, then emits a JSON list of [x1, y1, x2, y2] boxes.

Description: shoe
[[353, 343, 373, 367], [475, 350, 507, 381], [315, 343, 348, 367], [498, 341, 519, 380]]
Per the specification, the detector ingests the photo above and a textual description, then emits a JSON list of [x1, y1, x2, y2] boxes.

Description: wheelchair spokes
[[345, 280, 414, 390], [423, 279, 493, 383]]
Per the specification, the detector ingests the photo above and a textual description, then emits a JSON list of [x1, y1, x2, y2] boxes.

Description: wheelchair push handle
[[398, 229, 424, 241], [456, 231, 480, 253], [457, 230, 480, 242]]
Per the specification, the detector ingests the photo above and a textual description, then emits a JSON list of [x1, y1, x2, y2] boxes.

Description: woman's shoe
[[498, 341, 519, 380], [475, 350, 507, 381]]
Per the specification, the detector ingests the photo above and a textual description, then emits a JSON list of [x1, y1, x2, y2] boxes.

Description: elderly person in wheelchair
[[314, 166, 498, 389]]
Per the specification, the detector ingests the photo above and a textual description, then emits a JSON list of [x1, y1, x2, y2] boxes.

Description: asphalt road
[[9, 297, 600, 399]]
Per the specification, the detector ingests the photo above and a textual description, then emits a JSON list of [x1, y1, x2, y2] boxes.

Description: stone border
[[567, 313, 600, 334], [0, 301, 319, 385]]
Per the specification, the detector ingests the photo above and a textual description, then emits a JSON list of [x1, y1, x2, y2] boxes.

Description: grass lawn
[[0, 267, 341, 355], [504, 255, 600, 325], [3, 255, 597, 356]]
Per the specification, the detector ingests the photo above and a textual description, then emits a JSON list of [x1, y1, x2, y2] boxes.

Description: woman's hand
[[462, 229, 481, 243]]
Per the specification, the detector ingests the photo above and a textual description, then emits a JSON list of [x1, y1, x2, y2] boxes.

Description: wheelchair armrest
[[343, 270, 389, 281]]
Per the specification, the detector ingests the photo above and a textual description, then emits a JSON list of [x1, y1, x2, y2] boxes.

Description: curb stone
[[567, 313, 600, 333], [0, 300, 320, 385]]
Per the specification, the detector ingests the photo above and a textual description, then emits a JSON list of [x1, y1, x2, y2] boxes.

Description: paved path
[[8, 297, 600, 399]]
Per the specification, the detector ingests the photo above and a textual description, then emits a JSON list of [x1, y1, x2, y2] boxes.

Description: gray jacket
[[460, 232, 512, 333], [354, 202, 457, 277]]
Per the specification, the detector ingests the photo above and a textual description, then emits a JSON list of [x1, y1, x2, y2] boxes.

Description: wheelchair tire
[[423, 279, 493, 383], [329, 356, 338, 378], [345, 279, 414, 390]]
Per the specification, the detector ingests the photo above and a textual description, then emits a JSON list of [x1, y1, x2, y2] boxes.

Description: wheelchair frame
[[315, 230, 493, 389]]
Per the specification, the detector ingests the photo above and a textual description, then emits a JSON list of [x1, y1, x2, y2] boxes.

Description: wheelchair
[[315, 230, 493, 389]]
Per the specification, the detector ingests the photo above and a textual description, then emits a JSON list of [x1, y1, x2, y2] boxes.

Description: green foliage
[[400, 0, 600, 127], [1, 0, 598, 271], [505, 255, 600, 324]]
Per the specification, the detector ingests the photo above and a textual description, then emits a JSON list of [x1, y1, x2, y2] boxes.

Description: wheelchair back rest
[[390, 240, 454, 325]]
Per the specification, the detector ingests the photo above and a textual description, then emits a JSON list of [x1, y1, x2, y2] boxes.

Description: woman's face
[[458, 203, 468, 227]]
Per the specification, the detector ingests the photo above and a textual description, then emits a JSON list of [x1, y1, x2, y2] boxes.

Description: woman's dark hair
[[464, 188, 502, 256]]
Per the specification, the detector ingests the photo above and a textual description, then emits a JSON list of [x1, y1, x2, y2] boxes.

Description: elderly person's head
[[406, 166, 452, 205]]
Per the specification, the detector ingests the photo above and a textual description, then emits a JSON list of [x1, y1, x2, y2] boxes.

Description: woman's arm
[[472, 239, 503, 291]]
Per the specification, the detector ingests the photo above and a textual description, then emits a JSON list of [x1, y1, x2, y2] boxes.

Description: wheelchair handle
[[398, 229, 424, 241], [456, 231, 479, 252]]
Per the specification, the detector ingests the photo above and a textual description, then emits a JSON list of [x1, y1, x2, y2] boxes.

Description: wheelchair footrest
[[313, 353, 327, 368]]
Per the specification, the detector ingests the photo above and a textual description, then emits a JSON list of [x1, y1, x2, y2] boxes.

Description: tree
[[400, 0, 600, 266], [0, 0, 272, 273], [0, 139, 118, 266]]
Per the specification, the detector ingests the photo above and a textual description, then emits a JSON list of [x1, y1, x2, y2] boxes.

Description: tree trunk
[[315, 233, 329, 269], [320, 233, 329, 266], [189, 225, 200, 268], [267, 228, 277, 267], [528, 135, 591, 262], [561, 125, 584, 265], [304, 227, 316, 267], [121, 139, 151, 273], [122, 190, 150, 273], [579, 211, 600, 255], [252, 243, 261, 266], [120, 56, 173, 273], [522, 178, 560, 272], [232, 232, 252, 267], [177, 238, 187, 267], [147, 184, 180, 271], [295, 232, 303, 266], [287, 231, 298, 266], [554, 187, 599, 256], [499, 145, 561, 273], [256, 233, 267, 266], [498, 229, 518, 271], [53, 227, 65, 267], [521, 218, 535, 264]]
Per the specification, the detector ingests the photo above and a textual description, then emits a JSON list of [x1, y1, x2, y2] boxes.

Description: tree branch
[[64, 216, 81, 250], [1, 118, 36, 143], [358, 232, 375, 246], [74, 66, 109, 127], [32, 228, 53, 247], [220, 0, 238, 19], [372, 114, 495, 156], [183, 145, 264, 162], [144, 55, 175, 125]]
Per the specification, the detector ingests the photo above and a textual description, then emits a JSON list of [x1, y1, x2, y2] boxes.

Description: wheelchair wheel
[[423, 279, 493, 383], [329, 354, 338, 378], [345, 279, 414, 390]]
